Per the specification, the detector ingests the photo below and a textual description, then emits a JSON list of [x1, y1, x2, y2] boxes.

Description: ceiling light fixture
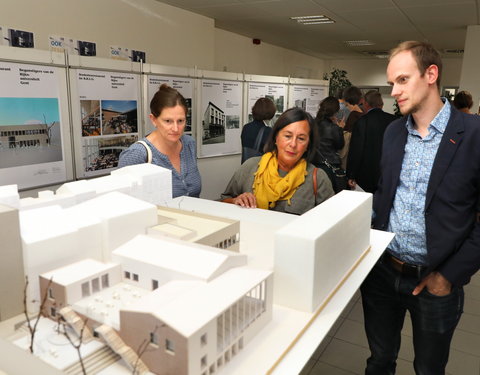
[[290, 15, 335, 25], [344, 40, 375, 47]]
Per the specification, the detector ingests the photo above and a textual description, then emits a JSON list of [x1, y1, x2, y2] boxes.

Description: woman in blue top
[[118, 84, 201, 198]]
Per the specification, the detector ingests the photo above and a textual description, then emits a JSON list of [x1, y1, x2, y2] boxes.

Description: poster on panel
[[288, 85, 328, 117], [76, 69, 139, 177], [199, 79, 242, 157], [247, 82, 287, 126], [0, 61, 67, 189], [146, 75, 194, 134]]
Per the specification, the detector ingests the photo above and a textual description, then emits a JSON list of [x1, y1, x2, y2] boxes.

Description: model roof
[[112, 234, 247, 281], [40, 259, 118, 285], [69, 191, 156, 219], [124, 266, 271, 337]]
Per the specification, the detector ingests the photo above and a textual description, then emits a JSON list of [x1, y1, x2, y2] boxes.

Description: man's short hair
[[343, 86, 362, 105], [389, 41, 443, 88], [365, 90, 383, 108]]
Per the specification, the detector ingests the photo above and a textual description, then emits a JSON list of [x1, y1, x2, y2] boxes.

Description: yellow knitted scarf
[[253, 152, 307, 209]]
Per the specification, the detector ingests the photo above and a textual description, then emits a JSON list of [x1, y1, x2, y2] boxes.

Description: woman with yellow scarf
[[221, 107, 334, 215]]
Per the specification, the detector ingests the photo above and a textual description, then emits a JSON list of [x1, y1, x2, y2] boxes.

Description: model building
[[39, 235, 272, 375]]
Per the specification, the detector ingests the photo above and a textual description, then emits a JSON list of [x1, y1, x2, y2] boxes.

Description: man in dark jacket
[[346, 90, 396, 193], [362, 40, 480, 375]]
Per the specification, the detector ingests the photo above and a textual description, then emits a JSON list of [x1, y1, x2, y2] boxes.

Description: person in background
[[339, 86, 364, 170], [343, 86, 364, 132], [362, 40, 480, 375], [312, 96, 346, 193], [453, 90, 474, 114], [118, 84, 201, 198], [347, 90, 396, 193], [334, 87, 351, 124], [221, 107, 334, 215], [241, 97, 276, 163]]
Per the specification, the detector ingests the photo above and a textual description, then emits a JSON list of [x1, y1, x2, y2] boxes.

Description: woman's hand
[[334, 116, 346, 128], [233, 192, 257, 208]]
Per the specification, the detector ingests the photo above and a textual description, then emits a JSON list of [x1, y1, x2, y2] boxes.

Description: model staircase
[[63, 345, 120, 375], [59, 306, 94, 343], [95, 324, 149, 374]]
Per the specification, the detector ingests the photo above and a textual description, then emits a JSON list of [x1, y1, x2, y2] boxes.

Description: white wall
[[460, 25, 480, 113], [0, 0, 215, 69], [214, 29, 326, 79]]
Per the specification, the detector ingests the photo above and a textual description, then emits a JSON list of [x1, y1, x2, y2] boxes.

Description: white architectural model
[[274, 190, 372, 312], [0, 184, 20, 209], [20, 191, 158, 311], [20, 163, 172, 211], [39, 235, 272, 375], [0, 204, 24, 321], [0, 164, 374, 375], [153, 206, 240, 251]]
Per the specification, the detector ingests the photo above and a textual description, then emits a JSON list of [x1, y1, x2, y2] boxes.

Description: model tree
[[60, 317, 88, 375], [23, 276, 53, 354]]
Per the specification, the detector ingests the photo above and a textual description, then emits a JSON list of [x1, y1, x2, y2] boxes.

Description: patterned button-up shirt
[[387, 100, 451, 265]]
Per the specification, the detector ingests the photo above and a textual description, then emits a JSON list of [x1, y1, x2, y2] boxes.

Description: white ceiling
[[155, 0, 480, 59]]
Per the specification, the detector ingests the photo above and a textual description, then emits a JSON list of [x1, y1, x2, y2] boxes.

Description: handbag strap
[[313, 167, 317, 197], [253, 126, 266, 152], [136, 140, 152, 163]]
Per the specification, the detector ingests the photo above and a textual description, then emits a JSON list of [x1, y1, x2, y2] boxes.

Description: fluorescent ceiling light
[[344, 40, 375, 46], [290, 15, 335, 25]]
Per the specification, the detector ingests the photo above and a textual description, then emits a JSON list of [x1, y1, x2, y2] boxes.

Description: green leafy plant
[[323, 68, 352, 97]]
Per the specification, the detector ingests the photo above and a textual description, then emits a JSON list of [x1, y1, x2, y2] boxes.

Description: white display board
[[146, 75, 194, 134], [199, 79, 243, 157], [0, 61, 70, 189], [288, 84, 328, 117], [72, 69, 140, 178], [247, 82, 287, 125]]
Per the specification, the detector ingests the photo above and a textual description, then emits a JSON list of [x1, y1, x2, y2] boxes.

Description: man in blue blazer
[[361, 41, 480, 375]]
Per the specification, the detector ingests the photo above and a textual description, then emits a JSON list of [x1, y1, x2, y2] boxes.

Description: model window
[[201, 355, 207, 368], [81, 281, 90, 297], [48, 288, 54, 299], [150, 332, 159, 346], [165, 339, 175, 354], [101, 273, 109, 288], [50, 307, 56, 317], [133, 273, 139, 282], [92, 277, 100, 293], [152, 279, 159, 290], [201, 333, 207, 346], [124, 271, 131, 279]]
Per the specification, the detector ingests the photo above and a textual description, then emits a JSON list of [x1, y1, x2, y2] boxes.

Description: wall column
[[459, 25, 480, 113]]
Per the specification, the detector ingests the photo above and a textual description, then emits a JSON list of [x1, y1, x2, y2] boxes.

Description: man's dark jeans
[[360, 257, 464, 375]]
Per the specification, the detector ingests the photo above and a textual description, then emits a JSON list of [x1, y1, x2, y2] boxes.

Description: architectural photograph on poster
[[77, 40, 96, 56], [80, 100, 101, 136], [0, 97, 62, 169], [8, 29, 34, 48], [101, 100, 138, 135], [131, 49, 146, 63], [83, 134, 137, 172], [202, 101, 226, 144]]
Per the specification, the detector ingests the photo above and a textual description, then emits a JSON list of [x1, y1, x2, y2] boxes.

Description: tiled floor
[[301, 272, 480, 374]]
